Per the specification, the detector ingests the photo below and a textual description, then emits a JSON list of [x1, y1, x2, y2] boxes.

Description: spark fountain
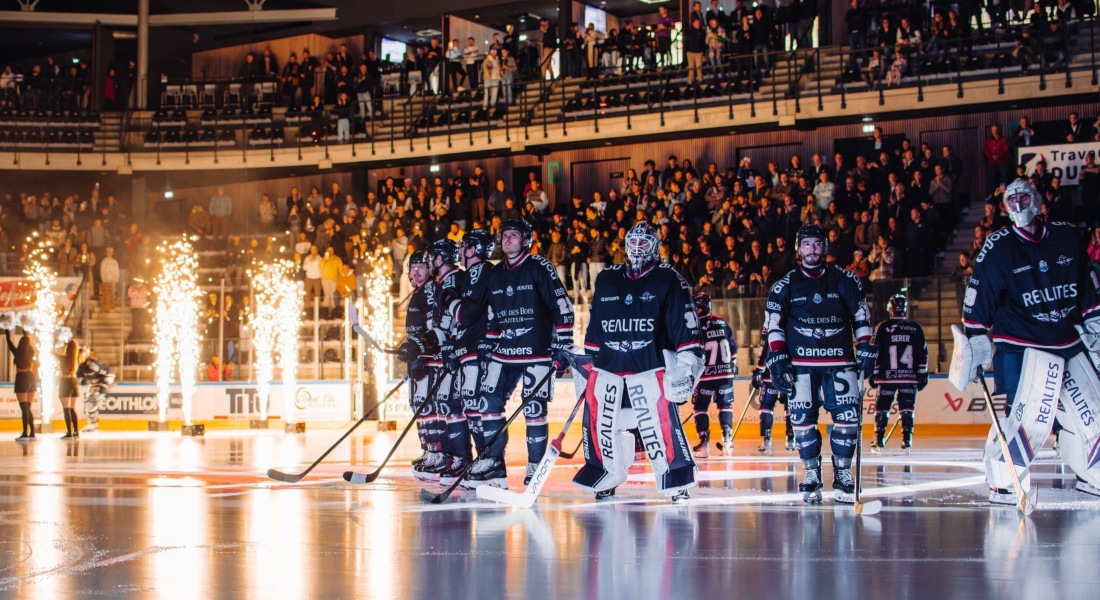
[[153, 238, 202, 429]]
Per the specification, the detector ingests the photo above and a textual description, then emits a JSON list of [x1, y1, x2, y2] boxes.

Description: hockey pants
[[787, 367, 861, 468]]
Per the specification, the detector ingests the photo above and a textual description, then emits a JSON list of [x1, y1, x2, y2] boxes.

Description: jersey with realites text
[[584, 263, 702, 374], [963, 223, 1100, 350], [765, 264, 872, 368], [453, 261, 492, 361], [872, 317, 928, 384], [401, 282, 436, 359], [485, 253, 574, 364], [699, 315, 737, 380]]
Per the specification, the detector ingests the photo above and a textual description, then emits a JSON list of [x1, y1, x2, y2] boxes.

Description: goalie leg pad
[[629, 369, 697, 495], [573, 369, 632, 493], [1057, 352, 1100, 491], [984, 347, 1064, 492]]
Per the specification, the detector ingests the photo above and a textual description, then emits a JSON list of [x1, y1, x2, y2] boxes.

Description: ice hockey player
[[394, 250, 442, 481], [76, 349, 115, 433], [752, 324, 793, 454], [870, 294, 928, 454], [466, 219, 574, 489], [950, 178, 1100, 505], [689, 291, 738, 458], [418, 239, 469, 483], [765, 224, 876, 504], [446, 229, 496, 489], [574, 221, 703, 501]]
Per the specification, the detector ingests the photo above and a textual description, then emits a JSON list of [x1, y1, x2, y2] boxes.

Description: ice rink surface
[[0, 428, 1097, 599]]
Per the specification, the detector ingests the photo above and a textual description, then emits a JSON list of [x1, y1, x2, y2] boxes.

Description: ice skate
[[463, 456, 508, 490], [870, 429, 885, 454], [1076, 477, 1100, 497], [413, 452, 446, 482], [721, 433, 733, 456], [785, 434, 795, 452], [523, 462, 538, 486], [692, 435, 709, 459], [870, 441, 883, 454], [412, 451, 430, 468], [988, 487, 1018, 506], [437, 455, 471, 486], [80, 422, 98, 434], [901, 431, 913, 455], [595, 487, 616, 501], [670, 489, 690, 502], [833, 467, 856, 504], [800, 458, 823, 503], [757, 437, 773, 455]]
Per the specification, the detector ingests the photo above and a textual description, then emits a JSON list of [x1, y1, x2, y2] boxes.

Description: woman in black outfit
[[7, 330, 38, 441], [58, 339, 80, 439]]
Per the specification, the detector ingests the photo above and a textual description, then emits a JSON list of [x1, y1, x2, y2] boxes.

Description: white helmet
[[1004, 178, 1042, 228], [625, 222, 660, 274]]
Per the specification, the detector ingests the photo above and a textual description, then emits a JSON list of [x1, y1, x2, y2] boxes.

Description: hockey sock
[[693, 412, 710, 442], [481, 413, 507, 458], [901, 409, 914, 439], [718, 408, 733, 436], [466, 412, 485, 453], [415, 416, 433, 452], [526, 417, 548, 463], [830, 423, 859, 461], [431, 415, 447, 453], [793, 425, 821, 461], [759, 410, 774, 438], [446, 417, 471, 459], [874, 411, 888, 442], [784, 413, 793, 440]]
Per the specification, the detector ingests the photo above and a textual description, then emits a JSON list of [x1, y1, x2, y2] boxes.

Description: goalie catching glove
[[1076, 318, 1100, 373], [663, 349, 704, 404]]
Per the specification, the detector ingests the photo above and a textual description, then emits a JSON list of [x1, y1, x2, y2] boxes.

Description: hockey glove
[[418, 331, 442, 356], [551, 340, 575, 372], [751, 367, 766, 390], [855, 342, 878, 380], [660, 347, 704, 405], [441, 341, 459, 372], [396, 338, 424, 364], [408, 357, 428, 382], [765, 350, 796, 396], [477, 340, 495, 366], [1076, 319, 1100, 373], [948, 324, 992, 392], [917, 373, 929, 391]]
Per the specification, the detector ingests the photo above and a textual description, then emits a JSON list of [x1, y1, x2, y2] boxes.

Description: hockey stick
[[476, 388, 586, 508], [716, 386, 759, 452], [853, 374, 883, 516], [420, 368, 556, 504], [266, 377, 408, 483], [976, 367, 1038, 516], [347, 302, 401, 355], [343, 369, 451, 484], [883, 416, 902, 445]]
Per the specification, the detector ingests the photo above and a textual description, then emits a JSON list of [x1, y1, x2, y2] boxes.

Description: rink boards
[[0, 375, 1002, 427]]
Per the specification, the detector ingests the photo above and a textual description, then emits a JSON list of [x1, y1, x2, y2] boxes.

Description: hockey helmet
[[500, 219, 534, 251], [429, 239, 458, 266], [693, 291, 712, 318], [887, 293, 907, 317], [625, 221, 660, 273], [461, 229, 496, 260], [407, 249, 432, 286], [1004, 178, 1042, 228]]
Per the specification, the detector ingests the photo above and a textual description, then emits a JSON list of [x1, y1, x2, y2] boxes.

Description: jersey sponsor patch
[[793, 326, 845, 339], [500, 327, 533, 340], [1058, 255, 1074, 267], [604, 340, 654, 352], [1033, 307, 1074, 323]]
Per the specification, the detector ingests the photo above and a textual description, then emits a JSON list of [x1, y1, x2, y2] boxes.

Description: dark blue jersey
[[401, 282, 436, 359], [454, 261, 492, 361], [872, 317, 928, 384], [765, 264, 872, 368], [485, 253, 574, 364], [584, 263, 703, 374], [699, 315, 737, 380], [963, 223, 1100, 350]]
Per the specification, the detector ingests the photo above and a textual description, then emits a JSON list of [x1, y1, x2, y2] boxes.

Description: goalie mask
[[1004, 178, 1042, 228], [887, 293, 907, 317], [625, 221, 660, 276]]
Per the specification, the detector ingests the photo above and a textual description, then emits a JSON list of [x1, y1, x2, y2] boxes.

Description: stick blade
[[267, 468, 304, 483], [476, 485, 535, 508], [344, 470, 376, 484], [420, 487, 446, 503], [1021, 485, 1038, 516], [855, 499, 883, 516]]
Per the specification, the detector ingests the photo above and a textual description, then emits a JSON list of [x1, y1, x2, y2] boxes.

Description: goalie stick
[[266, 377, 407, 483], [347, 302, 401, 355], [420, 368, 556, 504], [853, 373, 883, 516], [977, 367, 1038, 516], [343, 369, 451, 484], [476, 354, 592, 507]]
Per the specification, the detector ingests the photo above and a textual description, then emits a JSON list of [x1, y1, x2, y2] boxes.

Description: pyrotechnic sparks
[[363, 250, 393, 406], [153, 238, 202, 425], [24, 234, 61, 425], [250, 259, 302, 422]]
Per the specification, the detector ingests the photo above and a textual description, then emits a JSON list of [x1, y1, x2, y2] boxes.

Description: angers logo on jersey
[[793, 326, 845, 340], [605, 340, 653, 352]]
